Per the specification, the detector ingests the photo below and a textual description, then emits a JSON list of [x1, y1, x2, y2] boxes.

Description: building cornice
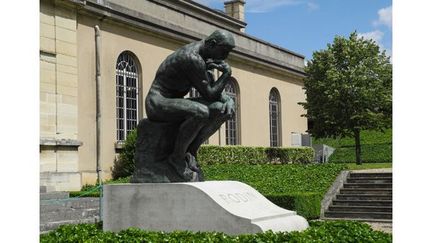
[[68, 0, 306, 77]]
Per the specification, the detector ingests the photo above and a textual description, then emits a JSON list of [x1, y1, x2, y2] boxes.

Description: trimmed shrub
[[111, 131, 315, 179], [266, 193, 322, 219], [198, 145, 314, 165], [314, 129, 392, 163], [111, 129, 137, 179], [40, 221, 392, 242], [203, 163, 346, 219]]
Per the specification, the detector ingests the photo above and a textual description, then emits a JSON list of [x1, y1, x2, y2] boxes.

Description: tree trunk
[[354, 129, 362, 165]]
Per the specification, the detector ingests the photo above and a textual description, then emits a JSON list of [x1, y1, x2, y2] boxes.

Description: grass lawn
[[203, 163, 346, 196], [313, 129, 392, 163]]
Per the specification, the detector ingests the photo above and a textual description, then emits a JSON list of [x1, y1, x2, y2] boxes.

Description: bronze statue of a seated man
[[144, 30, 236, 181]]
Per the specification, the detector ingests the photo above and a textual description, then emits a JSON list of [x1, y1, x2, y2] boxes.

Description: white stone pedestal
[[103, 181, 308, 235]]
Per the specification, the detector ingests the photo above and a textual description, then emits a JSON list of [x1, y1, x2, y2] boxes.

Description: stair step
[[349, 173, 392, 178], [328, 205, 392, 213], [40, 192, 70, 200], [332, 199, 392, 207], [324, 211, 392, 220], [40, 208, 100, 223], [344, 183, 392, 189], [40, 198, 100, 213], [336, 194, 392, 200], [339, 188, 392, 195], [40, 218, 100, 233], [346, 178, 392, 183]]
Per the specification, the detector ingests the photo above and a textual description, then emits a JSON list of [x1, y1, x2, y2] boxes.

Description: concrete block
[[55, 26, 76, 44], [40, 113, 56, 130], [56, 126, 78, 139], [41, 22, 55, 39], [40, 172, 81, 191], [59, 95, 77, 105], [40, 60, 56, 71], [57, 54, 77, 67], [55, 14, 76, 31], [56, 40, 77, 57], [40, 149, 57, 172], [40, 67, 56, 85], [40, 102, 56, 115], [40, 124, 56, 137], [57, 84, 77, 97], [40, 36, 56, 53], [103, 181, 308, 234], [40, 82, 56, 93], [40, 92, 57, 103], [40, 12, 55, 26], [57, 71, 78, 88], [57, 112, 77, 128], [57, 149, 79, 172], [81, 172, 98, 186], [57, 64, 77, 75]]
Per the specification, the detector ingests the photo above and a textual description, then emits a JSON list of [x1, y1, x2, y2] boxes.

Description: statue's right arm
[[189, 55, 232, 101]]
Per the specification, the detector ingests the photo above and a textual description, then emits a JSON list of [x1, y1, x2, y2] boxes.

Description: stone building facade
[[40, 0, 308, 191]]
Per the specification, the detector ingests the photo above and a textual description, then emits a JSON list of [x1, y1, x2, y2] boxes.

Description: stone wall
[[40, 0, 81, 191]]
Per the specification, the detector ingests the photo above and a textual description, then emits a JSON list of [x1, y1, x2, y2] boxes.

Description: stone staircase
[[40, 191, 100, 233], [324, 171, 392, 222]]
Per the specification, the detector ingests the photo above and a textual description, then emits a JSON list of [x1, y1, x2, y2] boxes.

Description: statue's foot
[[185, 152, 199, 172], [168, 156, 197, 182], [185, 153, 204, 181]]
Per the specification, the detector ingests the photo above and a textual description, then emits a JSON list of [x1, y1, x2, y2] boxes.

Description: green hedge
[[40, 221, 391, 242], [79, 163, 345, 219], [329, 143, 392, 163], [266, 193, 321, 219], [314, 129, 392, 163], [111, 129, 315, 179], [204, 163, 346, 219], [198, 145, 314, 165]]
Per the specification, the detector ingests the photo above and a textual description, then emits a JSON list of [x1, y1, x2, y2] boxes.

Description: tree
[[299, 32, 392, 164]]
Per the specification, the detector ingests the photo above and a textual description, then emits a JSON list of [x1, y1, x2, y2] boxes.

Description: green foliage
[[70, 177, 131, 198], [330, 143, 392, 163], [40, 221, 391, 242], [300, 32, 392, 163], [204, 163, 346, 219], [314, 129, 392, 163], [111, 135, 315, 179], [198, 145, 314, 165], [266, 193, 322, 219], [300, 32, 392, 139], [315, 129, 392, 147], [111, 129, 137, 180], [204, 163, 346, 195]]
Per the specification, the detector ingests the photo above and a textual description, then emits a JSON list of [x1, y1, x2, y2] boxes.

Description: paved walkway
[[367, 222, 392, 234], [350, 168, 392, 173]]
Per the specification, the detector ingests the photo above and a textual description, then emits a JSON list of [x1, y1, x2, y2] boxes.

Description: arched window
[[116, 52, 140, 141], [269, 88, 281, 147], [225, 78, 240, 145]]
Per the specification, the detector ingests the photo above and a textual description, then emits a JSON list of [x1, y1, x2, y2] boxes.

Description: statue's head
[[203, 30, 235, 61]]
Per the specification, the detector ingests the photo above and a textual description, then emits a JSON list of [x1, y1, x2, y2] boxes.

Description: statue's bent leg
[[146, 95, 211, 181], [187, 100, 232, 157], [187, 114, 230, 157]]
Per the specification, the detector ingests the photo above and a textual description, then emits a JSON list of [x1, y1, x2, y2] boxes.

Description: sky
[[196, 0, 392, 61]]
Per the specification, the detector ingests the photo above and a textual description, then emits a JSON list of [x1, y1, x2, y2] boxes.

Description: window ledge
[[40, 138, 83, 147]]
